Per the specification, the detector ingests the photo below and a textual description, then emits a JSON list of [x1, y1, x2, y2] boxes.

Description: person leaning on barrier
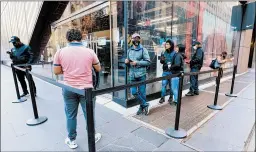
[[159, 39, 176, 104], [168, 44, 186, 105], [53, 29, 102, 149], [213, 51, 234, 84], [185, 41, 204, 96], [125, 33, 151, 115], [7, 36, 37, 97]]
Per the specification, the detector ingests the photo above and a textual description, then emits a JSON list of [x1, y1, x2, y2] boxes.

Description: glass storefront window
[[44, 1, 240, 107]]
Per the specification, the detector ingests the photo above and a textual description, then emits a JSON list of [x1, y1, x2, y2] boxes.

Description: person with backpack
[[159, 39, 176, 104], [211, 51, 234, 84], [7, 36, 37, 97], [169, 44, 186, 104], [125, 33, 151, 115], [53, 29, 102, 149], [185, 41, 204, 96]]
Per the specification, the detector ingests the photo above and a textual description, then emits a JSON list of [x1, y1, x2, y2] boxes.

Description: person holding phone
[[125, 33, 151, 115], [159, 39, 176, 104], [7, 36, 36, 97]]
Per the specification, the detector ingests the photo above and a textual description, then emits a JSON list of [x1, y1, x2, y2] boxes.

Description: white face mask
[[193, 46, 197, 50]]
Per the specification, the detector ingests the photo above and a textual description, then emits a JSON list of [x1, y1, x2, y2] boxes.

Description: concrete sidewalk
[[1, 64, 255, 151], [1, 65, 193, 151], [184, 80, 255, 151]]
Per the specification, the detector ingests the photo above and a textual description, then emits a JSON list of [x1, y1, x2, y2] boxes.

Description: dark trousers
[[16, 69, 36, 94], [189, 68, 199, 92]]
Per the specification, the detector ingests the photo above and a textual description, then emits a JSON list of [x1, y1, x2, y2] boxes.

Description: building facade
[[2, 1, 254, 107]]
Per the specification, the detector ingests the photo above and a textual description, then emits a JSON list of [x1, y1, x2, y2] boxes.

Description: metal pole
[[25, 69, 48, 126], [225, 65, 238, 97], [26, 69, 39, 119], [11, 64, 27, 103], [85, 88, 96, 152], [207, 68, 223, 110], [165, 72, 187, 139], [174, 72, 184, 130]]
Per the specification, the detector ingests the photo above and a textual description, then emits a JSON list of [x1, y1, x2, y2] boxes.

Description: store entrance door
[[86, 28, 112, 90]]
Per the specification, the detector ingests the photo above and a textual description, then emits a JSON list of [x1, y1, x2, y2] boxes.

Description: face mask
[[13, 42, 19, 48], [193, 46, 197, 50], [132, 40, 140, 46]]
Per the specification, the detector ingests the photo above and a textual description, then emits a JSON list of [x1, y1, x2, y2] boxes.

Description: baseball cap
[[192, 41, 201, 46], [132, 33, 141, 39], [9, 36, 20, 43]]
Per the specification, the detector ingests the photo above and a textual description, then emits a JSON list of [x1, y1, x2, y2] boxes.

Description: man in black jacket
[[7, 36, 36, 97], [185, 41, 204, 96], [169, 44, 186, 104]]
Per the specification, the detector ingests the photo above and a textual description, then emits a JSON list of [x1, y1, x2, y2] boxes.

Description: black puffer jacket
[[190, 47, 204, 70]]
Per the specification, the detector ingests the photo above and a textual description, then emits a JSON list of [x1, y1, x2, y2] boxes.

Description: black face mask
[[132, 40, 140, 46], [13, 42, 19, 48]]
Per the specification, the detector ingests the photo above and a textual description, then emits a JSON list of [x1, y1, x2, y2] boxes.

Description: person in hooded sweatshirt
[[169, 44, 186, 105], [159, 39, 176, 104], [125, 33, 151, 115]]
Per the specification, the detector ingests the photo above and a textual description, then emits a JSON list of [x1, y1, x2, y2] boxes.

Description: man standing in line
[[159, 39, 176, 104], [125, 33, 151, 115], [53, 29, 102, 149], [7, 36, 37, 97], [186, 41, 204, 96], [169, 44, 186, 104]]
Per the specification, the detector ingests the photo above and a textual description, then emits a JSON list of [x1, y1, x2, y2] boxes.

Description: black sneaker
[[168, 96, 173, 103], [136, 106, 144, 115], [20, 92, 29, 97], [185, 91, 194, 96], [194, 91, 199, 95], [159, 97, 165, 104], [144, 105, 150, 116]]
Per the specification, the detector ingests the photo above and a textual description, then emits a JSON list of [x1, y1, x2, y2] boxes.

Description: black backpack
[[92, 68, 99, 90]]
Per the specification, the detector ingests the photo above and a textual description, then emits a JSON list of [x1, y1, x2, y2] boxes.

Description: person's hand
[[130, 61, 137, 66], [125, 59, 130, 64]]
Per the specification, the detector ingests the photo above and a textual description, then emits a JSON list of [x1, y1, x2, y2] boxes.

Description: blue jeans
[[62, 89, 96, 141], [161, 71, 173, 97], [189, 68, 200, 92], [130, 75, 148, 107], [171, 77, 179, 102]]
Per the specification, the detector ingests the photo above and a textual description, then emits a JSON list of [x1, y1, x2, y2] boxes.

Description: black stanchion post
[[225, 65, 238, 97], [11, 64, 27, 103], [25, 69, 48, 126], [207, 68, 223, 110], [85, 88, 96, 152], [165, 72, 187, 139]]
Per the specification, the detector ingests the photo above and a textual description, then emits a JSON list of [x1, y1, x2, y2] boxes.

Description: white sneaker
[[95, 133, 102, 143], [65, 137, 78, 149]]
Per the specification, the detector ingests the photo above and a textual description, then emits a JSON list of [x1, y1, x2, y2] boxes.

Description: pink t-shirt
[[53, 42, 99, 89]]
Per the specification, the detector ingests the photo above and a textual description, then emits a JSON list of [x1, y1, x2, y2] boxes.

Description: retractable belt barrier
[[7, 61, 234, 152]]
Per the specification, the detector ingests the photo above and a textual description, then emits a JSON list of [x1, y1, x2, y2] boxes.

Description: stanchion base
[[165, 128, 187, 139], [26, 116, 48, 126], [207, 105, 223, 110], [12, 98, 27, 103], [225, 93, 238, 97]]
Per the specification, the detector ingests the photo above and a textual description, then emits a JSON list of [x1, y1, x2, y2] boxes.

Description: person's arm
[[92, 51, 101, 72], [170, 54, 182, 71], [190, 49, 203, 64], [137, 48, 151, 66], [53, 50, 63, 75], [160, 52, 165, 64], [26, 46, 34, 64]]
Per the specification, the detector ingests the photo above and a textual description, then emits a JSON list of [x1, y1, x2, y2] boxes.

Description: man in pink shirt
[[53, 29, 101, 149]]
